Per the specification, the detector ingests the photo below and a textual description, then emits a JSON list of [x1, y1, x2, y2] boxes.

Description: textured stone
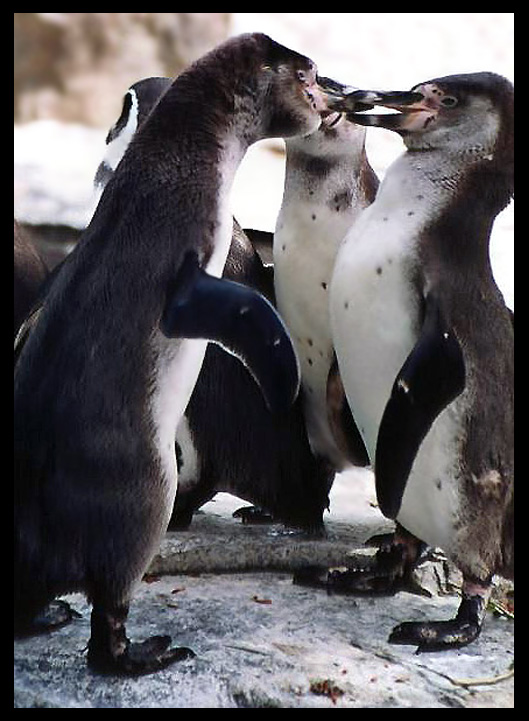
[[14, 13, 231, 127]]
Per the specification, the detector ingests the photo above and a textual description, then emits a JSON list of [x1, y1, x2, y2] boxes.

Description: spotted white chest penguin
[[329, 72, 514, 650], [94, 77, 333, 531], [14, 33, 329, 676], [274, 79, 378, 470]]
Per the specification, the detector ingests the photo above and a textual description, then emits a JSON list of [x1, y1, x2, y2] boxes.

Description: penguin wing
[[375, 292, 465, 519], [161, 251, 300, 414]]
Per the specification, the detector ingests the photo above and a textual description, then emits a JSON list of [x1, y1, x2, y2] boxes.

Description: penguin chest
[[330, 197, 465, 552], [330, 207, 421, 461], [274, 206, 344, 456]]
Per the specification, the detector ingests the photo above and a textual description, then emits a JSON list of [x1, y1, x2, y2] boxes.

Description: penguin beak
[[318, 76, 379, 112], [318, 76, 381, 128], [330, 87, 438, 133]]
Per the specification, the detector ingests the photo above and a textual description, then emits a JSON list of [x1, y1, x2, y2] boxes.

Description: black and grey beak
[[329, 87, 438, 133], [317, 76, 379, 113]]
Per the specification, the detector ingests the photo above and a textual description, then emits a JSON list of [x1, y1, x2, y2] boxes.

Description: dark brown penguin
[[93, 75, 333, 532], [329, 72, 514, 650], [14, 33, 329, 675]]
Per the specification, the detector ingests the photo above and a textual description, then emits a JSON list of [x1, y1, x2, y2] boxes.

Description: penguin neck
[[100, 107, 248, 279], [277, 129, 376, 248], [380, 148, 508, 274], [399, 144, 512, 221], [283, 133, 370, 206]]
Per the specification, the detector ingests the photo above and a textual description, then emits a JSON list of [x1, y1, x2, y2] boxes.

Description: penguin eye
[[440, 95, 458, 108]]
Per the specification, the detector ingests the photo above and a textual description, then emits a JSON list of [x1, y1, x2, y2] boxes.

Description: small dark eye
[[441, 95, 458, 108]]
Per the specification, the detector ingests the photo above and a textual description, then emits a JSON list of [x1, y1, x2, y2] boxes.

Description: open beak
[[317, 75, 386, 130], [322, 83, 437, 133], [318, 76, 380, 112]]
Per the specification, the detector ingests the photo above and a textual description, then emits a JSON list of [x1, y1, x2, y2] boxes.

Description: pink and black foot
[[389, 579, 491, 652], [87, 603, 195, 676], [294, 524, 426, 594]]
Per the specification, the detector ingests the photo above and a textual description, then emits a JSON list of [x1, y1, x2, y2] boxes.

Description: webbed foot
[[15, 599, 81, 637], [233, 505, 274, 524], [389, 594, 485, 652], [327, 544, 408, 594], [89, 635, 195, 676], [293, 540, 412, 595], [87, 604, 195, 676]]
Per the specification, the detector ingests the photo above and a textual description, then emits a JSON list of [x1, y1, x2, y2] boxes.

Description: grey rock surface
[[14, 471, 514, 708]]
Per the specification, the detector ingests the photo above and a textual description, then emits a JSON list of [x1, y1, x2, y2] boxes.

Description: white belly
[[274, 202, 352, 462], [330, 206, 418, 461], [397, 402, 464, 553], [330, 160, 463, 551]]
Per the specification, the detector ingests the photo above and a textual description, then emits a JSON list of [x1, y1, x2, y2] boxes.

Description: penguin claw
[[389, 594, 484, 652], [293, 565, 330, 590], [325, 544, 409, 595], [293, 545, 407, 595], [89, 636, 195, 676], [16, 600, 82, 637], [389, 618, 481, 653], [232, 505, 275, 525]]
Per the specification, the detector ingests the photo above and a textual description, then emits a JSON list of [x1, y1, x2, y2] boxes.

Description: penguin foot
[[15, 600, 82, 637], [293, 545, 407, 594], [327, 544, 408, 594], [88, 635, 195, 676], [87, 604, 195, 676], [293, 565, 330, 590], [233, 505, 275, 524], [389, 594, 485, 652]]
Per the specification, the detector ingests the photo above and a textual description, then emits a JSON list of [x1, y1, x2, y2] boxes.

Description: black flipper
[[161, 251, 300, 414], [375, 293, 465, 519]]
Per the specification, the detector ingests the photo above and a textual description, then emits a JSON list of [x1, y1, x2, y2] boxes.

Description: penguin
[[94, 77, 172, 190], [93, 76, 333, 531], [274, 77, 378, 471], [14, 33, 329, 675], [328, 72, 514, 650]]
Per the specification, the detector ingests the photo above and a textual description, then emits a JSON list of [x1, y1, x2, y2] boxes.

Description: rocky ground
[[14, 470, 514, 708]]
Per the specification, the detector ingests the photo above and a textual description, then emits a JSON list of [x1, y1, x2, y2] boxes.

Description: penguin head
[[286, 111, 366, 160], [284, 76, 372, 160], [403, 73, 514, 162], [94, 77, 172, 190], [345, 72, 514, 164], [224, 33, 328, 141]]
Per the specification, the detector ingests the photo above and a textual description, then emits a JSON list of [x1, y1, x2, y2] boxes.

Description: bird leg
[[87, 602, 195, 676]]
